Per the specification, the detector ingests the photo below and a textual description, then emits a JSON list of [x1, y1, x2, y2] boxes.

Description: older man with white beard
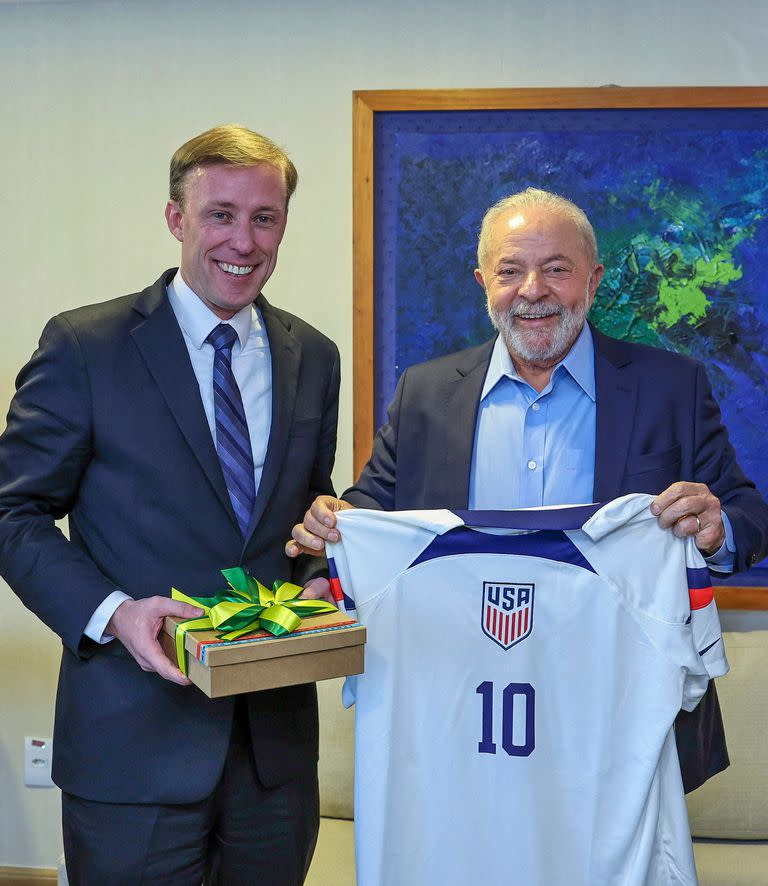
[[290, 186, 768, 793], [476, 190, 598, 388]]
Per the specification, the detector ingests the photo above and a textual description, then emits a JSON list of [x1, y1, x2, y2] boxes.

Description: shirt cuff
[[83, 590, 132, 644], [704, 510, 735, 574]]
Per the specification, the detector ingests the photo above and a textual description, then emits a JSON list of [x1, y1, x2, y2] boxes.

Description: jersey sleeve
[[682, 537, 729, 712], [327, 509, 460, 615], [579, 497, 729, 713], [329, 509, 461, 710]]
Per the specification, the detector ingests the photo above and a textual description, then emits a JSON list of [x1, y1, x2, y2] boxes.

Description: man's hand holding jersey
[[287, 495, 354, 558], [288, 496, 356, 604], [650, 481, 727, 556]]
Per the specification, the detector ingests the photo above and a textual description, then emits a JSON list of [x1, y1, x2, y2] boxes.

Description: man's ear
[[165, 201, 184, 242], [587, 263, 605, 306], [474, 268, 486, 290]]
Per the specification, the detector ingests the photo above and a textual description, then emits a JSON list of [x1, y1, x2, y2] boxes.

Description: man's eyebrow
[[540, 253, 575, 264], [496, 253, 575, 265], [204, 200, 284, 213]]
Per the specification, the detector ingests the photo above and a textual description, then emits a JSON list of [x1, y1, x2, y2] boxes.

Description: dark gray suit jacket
[[345, 325, 768, 791], [0, 269, 340, 803]]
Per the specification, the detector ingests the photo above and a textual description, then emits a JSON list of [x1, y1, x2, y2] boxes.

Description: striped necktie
[[206, 323, 255, 537]]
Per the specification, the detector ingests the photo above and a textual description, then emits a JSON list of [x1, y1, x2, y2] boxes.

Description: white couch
[[687, 630, 768, 886], [306, 677, 356, 886]]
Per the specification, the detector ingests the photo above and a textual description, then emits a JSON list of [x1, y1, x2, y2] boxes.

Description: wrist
[[700, 530, 726, 558], [105, 598, 131, 638]]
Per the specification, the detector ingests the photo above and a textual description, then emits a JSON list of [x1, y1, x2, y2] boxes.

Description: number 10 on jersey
[[476, 681, 535, 756]]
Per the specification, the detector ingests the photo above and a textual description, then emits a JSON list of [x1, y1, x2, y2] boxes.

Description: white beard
[[487, 293, 590, 365]]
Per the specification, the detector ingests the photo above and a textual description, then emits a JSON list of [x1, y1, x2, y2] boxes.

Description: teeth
[[519, 313, 557, 319], [513, 308, 561, 319], [217, 262, 254, 276]]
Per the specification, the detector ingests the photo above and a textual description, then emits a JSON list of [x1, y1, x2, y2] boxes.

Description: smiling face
[[474, 206, 603, 380], [165, 162, 288, 319]]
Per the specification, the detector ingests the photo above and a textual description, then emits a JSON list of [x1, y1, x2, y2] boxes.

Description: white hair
[[477, 187, 599, 270]]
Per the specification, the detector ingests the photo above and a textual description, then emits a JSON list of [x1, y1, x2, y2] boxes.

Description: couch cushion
[[305, 817, 355, 886], [317, 677, 355, 819], [687, 631, 768, 839], [693, 840, 768, 886]]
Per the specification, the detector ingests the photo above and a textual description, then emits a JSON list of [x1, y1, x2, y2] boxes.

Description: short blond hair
[[169, 124, 298, 207], [477, 187, 598, 270]]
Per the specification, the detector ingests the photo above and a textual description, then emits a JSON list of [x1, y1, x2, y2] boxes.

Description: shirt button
[[531, 402, 540, 412], [527, 460, 537, 470]]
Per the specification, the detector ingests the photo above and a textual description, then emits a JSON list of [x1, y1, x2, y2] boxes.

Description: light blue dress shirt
[[470, 324, 596, 510], [85, 271, 273, 642], [469, 325, 734, 571]]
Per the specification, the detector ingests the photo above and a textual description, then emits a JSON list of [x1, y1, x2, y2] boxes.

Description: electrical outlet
[[24, 736, 54, 788]]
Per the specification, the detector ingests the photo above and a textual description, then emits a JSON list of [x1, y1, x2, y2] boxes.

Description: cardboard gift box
[[161, 609, 366, 698]]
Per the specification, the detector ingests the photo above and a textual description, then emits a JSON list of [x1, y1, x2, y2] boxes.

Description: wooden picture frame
[[352, 87, 768, 607]]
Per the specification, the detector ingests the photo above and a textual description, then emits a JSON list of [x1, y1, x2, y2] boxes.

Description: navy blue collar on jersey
[[452, 502, 603, 531]]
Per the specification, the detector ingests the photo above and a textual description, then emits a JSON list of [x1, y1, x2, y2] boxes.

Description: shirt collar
[[481, 322, 596, 401], [166, 269, 256, 350]]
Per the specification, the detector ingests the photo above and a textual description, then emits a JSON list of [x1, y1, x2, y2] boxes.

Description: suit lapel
[[432, 339, 495, 509], [130, 271, 236, 527], [244, 295, 301, 540], [592, 326, 637, 502]]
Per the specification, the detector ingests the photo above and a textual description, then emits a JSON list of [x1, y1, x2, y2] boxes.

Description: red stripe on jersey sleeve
[[328, 576, 344, 603], [689, 584, 714, 610]]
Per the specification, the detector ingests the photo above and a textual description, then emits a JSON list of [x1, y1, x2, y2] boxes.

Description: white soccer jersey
[[327, 494, 728, 886]]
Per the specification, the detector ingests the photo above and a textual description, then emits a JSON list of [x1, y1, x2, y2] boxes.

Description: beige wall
[[1, 0, 767, 869]]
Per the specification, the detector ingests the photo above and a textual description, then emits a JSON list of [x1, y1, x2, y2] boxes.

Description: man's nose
[[519, 269, 545, 297], [229, 220, 257, 254]]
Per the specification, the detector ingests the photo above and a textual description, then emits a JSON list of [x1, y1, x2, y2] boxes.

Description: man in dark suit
[[0, 125, 340, 884], [291, 187, 768, 793]]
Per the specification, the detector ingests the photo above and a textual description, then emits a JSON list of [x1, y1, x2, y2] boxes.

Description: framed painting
[[352, 87, 768, 604]]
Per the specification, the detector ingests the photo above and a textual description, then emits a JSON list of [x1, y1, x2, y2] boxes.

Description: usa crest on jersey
[[482, 582, 534, 650]]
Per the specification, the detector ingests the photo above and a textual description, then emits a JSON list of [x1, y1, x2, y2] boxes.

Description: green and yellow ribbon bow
[[170, 566, 337, 675]]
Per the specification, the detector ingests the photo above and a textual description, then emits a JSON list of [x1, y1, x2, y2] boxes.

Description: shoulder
[[258, 295, 339, 359], [399, 338, 495, 383], [52, 270, 172, 344], [591, 325, 705, 378], [57, 293, 138, 336]]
